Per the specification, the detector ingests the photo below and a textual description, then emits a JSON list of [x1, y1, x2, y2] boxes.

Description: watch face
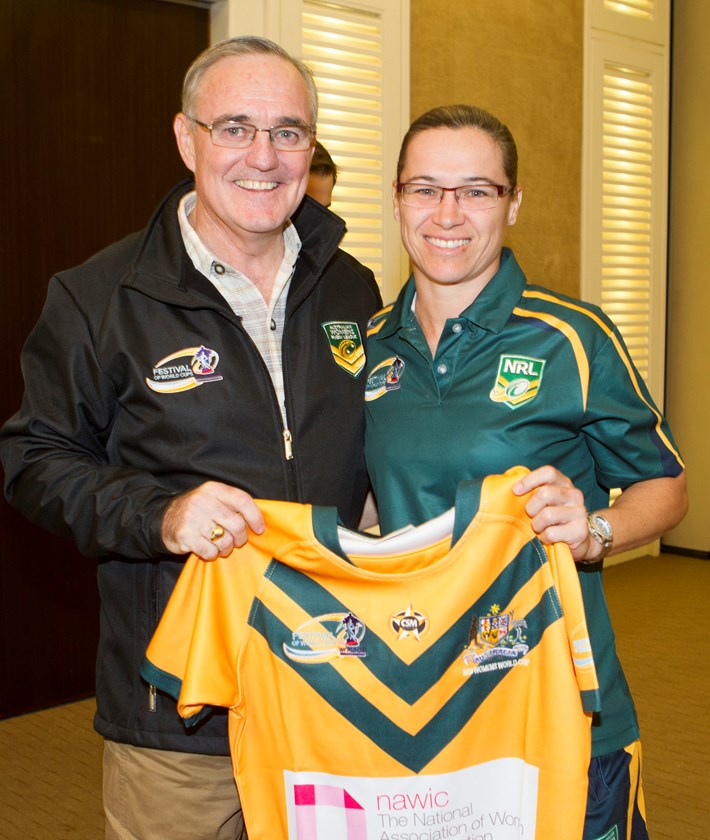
[[588, 514, 613, 547], [597, 516, 612, 539]]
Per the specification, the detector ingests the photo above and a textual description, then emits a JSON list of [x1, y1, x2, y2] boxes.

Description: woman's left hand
[[512, 465, 599, 562]]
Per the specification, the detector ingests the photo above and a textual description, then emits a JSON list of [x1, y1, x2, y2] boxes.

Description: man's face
[[174, 53, 314, 246], [394, 127, 521, 297]]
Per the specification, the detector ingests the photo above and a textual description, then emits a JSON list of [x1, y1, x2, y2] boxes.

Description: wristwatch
[[586, 513, 614, 560]]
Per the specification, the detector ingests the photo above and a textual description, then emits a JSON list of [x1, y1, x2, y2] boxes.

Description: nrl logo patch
[[322, 321, 365, 378], [146, 346, 223, 394], [489, 354, 545, 409]]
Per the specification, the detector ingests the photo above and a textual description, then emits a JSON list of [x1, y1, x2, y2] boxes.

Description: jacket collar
[[121, 179, 348, 308]]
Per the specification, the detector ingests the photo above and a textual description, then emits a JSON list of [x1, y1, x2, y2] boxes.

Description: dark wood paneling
[[0, 0, 208, 717]]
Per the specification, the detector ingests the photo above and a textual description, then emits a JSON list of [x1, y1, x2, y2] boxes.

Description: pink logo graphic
[[294, 784, 367, 839]]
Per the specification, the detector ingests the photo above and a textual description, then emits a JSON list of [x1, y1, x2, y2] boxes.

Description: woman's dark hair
[[396, 104, 518, 188]]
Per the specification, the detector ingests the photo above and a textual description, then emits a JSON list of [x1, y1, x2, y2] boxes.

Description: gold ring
[[209, 524, 225, 542]]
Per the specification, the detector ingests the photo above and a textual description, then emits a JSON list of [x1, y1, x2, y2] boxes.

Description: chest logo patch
[[390, 604, 429, 641], [146, 346, 223, 394], [322, 321, 365, 378], [463, 605, 529, 676], [489, 354, 545, 409], [283, 612, 367, 663], [364, 356, 405, 401]]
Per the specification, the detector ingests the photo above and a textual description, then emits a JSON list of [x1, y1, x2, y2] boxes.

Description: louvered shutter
[[583, 0, 669, 404], [301, 2, 386, 282]]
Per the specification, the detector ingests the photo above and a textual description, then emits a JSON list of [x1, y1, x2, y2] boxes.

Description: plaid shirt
[[178, 191, 301, 424]]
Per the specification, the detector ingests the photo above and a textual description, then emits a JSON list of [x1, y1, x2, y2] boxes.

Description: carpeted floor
[[0, 552, 707, 839]]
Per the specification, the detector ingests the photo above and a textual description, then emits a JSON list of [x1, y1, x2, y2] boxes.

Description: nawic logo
[[489, 354, 545, 409]]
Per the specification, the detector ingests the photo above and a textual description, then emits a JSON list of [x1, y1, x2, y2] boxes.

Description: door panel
[[0, 0, 208, 717]]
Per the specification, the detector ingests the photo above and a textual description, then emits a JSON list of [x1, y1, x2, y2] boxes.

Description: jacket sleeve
[[0, 276, 174, 559]]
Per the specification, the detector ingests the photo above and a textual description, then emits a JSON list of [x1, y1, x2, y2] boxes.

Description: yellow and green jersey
[[143, 467, 599, 840]]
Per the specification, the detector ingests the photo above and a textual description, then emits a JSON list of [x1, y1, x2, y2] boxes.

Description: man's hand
[[513, 466, 600, 563], [161, 481, 265, 559]]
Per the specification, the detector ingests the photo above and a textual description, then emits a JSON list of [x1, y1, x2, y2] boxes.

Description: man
[[0, 36, 380, 840], [306, 140, 338, 206]]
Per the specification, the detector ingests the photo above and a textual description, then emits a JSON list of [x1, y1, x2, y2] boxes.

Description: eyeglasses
[[190, 117, 315, 151], [396, 182, 514, 210]]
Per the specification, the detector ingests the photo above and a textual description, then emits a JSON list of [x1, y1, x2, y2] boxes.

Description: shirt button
[[437, 363, 448, 375], [213, 263, 226, 275], [452, 323, 463, 334]]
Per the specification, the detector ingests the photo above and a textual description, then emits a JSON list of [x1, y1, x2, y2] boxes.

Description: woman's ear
[[507, 186, 522, 226]]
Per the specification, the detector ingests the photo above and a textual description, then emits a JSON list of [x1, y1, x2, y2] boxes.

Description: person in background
[[0, 36, 380, 840], [364, 103, 687, 840], [307, 139, 338, 206]]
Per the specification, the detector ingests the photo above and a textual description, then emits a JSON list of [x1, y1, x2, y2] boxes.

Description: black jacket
[[0, 180, 381, 752]]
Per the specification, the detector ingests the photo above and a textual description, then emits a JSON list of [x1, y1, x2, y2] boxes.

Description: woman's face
[[394, 127, 521, 297]]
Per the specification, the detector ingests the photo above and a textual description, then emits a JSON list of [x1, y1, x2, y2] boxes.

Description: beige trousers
[[103, 740, 247, 840]]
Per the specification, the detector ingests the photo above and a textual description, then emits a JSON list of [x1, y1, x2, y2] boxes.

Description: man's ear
[[174, 113, 197, 173]]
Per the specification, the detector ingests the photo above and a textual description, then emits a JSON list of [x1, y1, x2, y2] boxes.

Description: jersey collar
[[374, 247, 527, 340]]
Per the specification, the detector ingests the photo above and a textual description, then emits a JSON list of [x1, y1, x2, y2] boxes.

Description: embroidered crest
[[364, 356, 405, 401], [283, 612, 367, 663], [489, 354, 545, 409], [463, 604, 529, 675], [390, 604, 429, 641], [322, 322, 366, 378], [146, 346, 223, 393]]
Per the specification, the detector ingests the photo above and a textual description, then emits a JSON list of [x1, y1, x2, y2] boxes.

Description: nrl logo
[[489, 354, 545, 409], [322, 321, 365, 378]]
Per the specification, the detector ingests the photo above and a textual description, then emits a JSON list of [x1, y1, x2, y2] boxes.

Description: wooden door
[[0, 0, 208, 717]]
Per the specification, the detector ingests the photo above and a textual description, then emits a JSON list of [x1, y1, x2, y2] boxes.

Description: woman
[[364, 104, 687, 839]]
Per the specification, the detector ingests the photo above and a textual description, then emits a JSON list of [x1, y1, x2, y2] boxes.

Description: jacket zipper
[[220, 309, 296, 469], [282, 428, 294, 460]]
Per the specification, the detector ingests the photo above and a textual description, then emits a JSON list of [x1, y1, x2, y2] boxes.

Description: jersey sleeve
[[546, 542, 601, 714], [582, 323, 684, 489], [141, 552, 252, 725]]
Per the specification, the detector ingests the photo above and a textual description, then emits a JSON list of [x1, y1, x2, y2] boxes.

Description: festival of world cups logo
[[146, 345, 223, 394]]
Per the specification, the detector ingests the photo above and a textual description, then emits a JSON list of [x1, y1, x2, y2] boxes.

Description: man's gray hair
[[182, 35, 318, 125]]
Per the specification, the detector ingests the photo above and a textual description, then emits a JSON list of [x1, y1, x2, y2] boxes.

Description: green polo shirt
[[364, 248, 684, 756]]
